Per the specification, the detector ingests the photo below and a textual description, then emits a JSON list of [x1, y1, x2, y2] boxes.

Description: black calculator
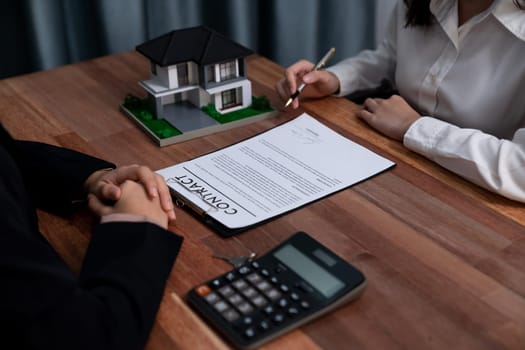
[[187, 231, 367, 349]]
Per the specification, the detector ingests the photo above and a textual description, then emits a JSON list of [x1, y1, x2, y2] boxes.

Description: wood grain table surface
[[0, 51, 524, 350]]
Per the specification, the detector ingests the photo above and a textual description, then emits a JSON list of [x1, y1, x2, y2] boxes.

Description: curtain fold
[[0, 0, 376, 79]]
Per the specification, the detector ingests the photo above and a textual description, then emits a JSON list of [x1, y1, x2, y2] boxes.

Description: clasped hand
[[84, 165, 175, 229]]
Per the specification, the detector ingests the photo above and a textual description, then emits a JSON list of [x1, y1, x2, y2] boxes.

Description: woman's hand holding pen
[[275, 59, 340, 109]]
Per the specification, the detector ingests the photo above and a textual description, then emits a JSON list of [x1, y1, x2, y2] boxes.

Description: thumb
[[87, 194, 113, 217], [99, 183, 121, 202], [302, 71, 322, 84]]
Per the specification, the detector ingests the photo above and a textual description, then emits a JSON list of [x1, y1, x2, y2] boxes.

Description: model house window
[[221, 88, 238, 109], [219, 61, 237, 81], [177, 63, 188, 85], [206, 65, 215, 83]]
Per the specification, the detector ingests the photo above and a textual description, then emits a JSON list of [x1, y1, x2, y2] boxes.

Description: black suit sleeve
[[1, 129, 115, 214], [2, 220, 183, 350], [25, 223, 182, 350], [0, 124, 184, 349]]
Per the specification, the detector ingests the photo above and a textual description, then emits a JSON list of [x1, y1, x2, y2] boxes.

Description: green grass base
[[201, 96, 273, 124], [122, 94, 273, 139], [122, 95, 181, 139]]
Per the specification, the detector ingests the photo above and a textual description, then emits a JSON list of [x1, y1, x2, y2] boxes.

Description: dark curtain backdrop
[[1, 0, 376, 79]]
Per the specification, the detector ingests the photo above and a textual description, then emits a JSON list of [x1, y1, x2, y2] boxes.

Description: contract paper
[[157, 113, 395, 229]]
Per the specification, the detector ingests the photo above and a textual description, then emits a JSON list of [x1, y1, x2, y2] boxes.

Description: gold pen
[[284, 47, 336, 108]]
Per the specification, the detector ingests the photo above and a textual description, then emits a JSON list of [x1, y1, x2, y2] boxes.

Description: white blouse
[[327, 0, 525, 202]]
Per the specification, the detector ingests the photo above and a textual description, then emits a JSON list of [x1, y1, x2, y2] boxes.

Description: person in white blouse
[[275, 0, 525, 202]]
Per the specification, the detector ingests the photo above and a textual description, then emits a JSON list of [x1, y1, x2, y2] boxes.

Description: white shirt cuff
[[403, 117, 452, 157], [325, 65, 359, 97]]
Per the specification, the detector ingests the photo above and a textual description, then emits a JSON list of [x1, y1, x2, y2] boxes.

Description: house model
[[123, 25, 276, 146]]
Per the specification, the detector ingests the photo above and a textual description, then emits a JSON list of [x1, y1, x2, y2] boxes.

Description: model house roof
[[136, 25, 253, 67]]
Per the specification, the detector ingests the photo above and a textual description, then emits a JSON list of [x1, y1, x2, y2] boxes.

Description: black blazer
[[0, 125, 183, 350]]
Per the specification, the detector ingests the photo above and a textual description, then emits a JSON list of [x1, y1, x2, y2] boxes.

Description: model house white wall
[[146, 57, 249, 114], [152, 62, 199, 89]]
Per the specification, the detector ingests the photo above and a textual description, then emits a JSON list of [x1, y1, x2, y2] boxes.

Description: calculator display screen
[[274, 244, 345, 298]]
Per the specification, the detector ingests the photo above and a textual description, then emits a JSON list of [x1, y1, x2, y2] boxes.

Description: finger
[[116, 165, 160, 199], [167, 210, 176, 222], [285, 60, 314, 94], [302, 70, 324, 85], [87, 194, 113, 217], [99, 183, 121, 201], [356, 109, 376, 125], [284, 69, 298, 95], [363, 98, 379, 112], [111, 164, 140, 183], [136, 166, 160, 198], [155, 174, 176, 220], [275, 79, 291, 102]]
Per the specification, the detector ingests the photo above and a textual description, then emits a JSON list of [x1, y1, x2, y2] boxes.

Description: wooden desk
[[1, 52, 524, 350]]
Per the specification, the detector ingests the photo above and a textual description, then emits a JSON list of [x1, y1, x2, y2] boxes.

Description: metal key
[[212, 252, 256, 268]]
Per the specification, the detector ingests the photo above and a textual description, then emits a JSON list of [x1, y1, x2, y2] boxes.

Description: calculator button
[[246, 272, 262, 284], [277, 298, 289, 308], [280, 284, 290, 293], [256, 280, 271, 292], [244, 327, 256, 338], [272, 313, 285, 324], [251, 295, 268, 308], [237, 302, 255, 315], [213, 301, 230, 313], [258, 320, 270, 331], [287, 307, 300, 317], [203, 292, 220, 304], [195, 285, 211, 297], [222, 309, 240, 322], [269, 276, 278, 284], [300, 301, 311, 309], [265, 288, 282, 301], [251, 261, 260, 269], [211, 279, 222, 288], [242, 287, 259, 299], [260, 269, 270, 277], [228, 293, 244, 305], [218, 285, 235, 298], [233, 279, 249, 290], [290, 292, 300, 301], [263, 305, 274, 315], [241, 316, 254, 325], [238, 266, 251, 275], [225, 272, 236, 281]]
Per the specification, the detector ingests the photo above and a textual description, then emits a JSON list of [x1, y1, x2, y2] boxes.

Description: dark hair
[[404, 0, 432, 27], [404, 0, 525, 27]]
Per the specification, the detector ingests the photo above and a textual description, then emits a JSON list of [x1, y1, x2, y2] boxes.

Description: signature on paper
[[289, 125, 322, 144]]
